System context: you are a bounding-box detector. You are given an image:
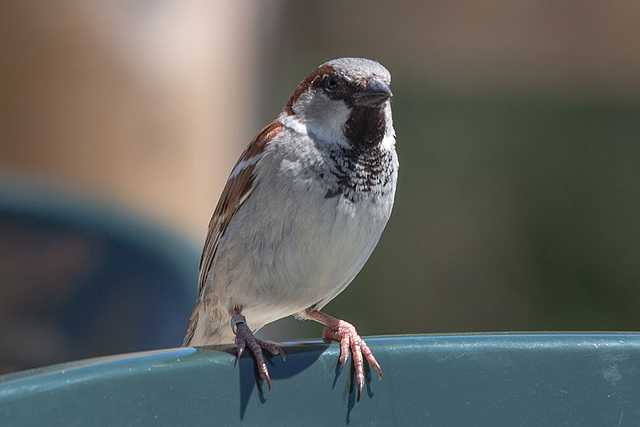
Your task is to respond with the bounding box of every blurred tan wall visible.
[2,1,639,341]
[4,1,639,239]
[1,1,280,239]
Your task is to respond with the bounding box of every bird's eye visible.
[325,76,339,91]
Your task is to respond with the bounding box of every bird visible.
[183,57,398,402]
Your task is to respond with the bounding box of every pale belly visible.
[207,175,394,332]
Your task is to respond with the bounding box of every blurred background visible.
[1,1,639,373]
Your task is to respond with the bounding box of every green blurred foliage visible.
[267,83,640,341]
[249,0,640,341]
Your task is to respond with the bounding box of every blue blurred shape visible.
[0,170,199,373]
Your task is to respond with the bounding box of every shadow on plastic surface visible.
[229,341,328,419]
[1,333,640,425]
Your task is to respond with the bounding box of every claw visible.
[236,339,246,359]
[234,321,285,392]
[321,319,382,403]
[258,360,272,392]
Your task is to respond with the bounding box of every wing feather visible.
[197,120,283,294]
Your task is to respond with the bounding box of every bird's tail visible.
[182,300,235,347]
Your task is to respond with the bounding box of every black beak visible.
[352,75,392,107]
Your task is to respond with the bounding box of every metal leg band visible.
[231,313,246,335]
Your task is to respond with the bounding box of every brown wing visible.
[196,120,283,295]
[182,120,283,346]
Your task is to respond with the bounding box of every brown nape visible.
[241,120,282,161]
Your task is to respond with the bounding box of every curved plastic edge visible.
[1,333,640,425]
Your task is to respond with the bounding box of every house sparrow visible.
[183,57,397,402]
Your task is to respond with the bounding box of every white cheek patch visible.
[286,92,352,148]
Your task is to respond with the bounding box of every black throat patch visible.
[344,106,387,149]
[324,106,393,202]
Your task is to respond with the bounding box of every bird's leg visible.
[231,309,285,392]
[302,309,382,403]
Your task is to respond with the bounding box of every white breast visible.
[207,125,398,332]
